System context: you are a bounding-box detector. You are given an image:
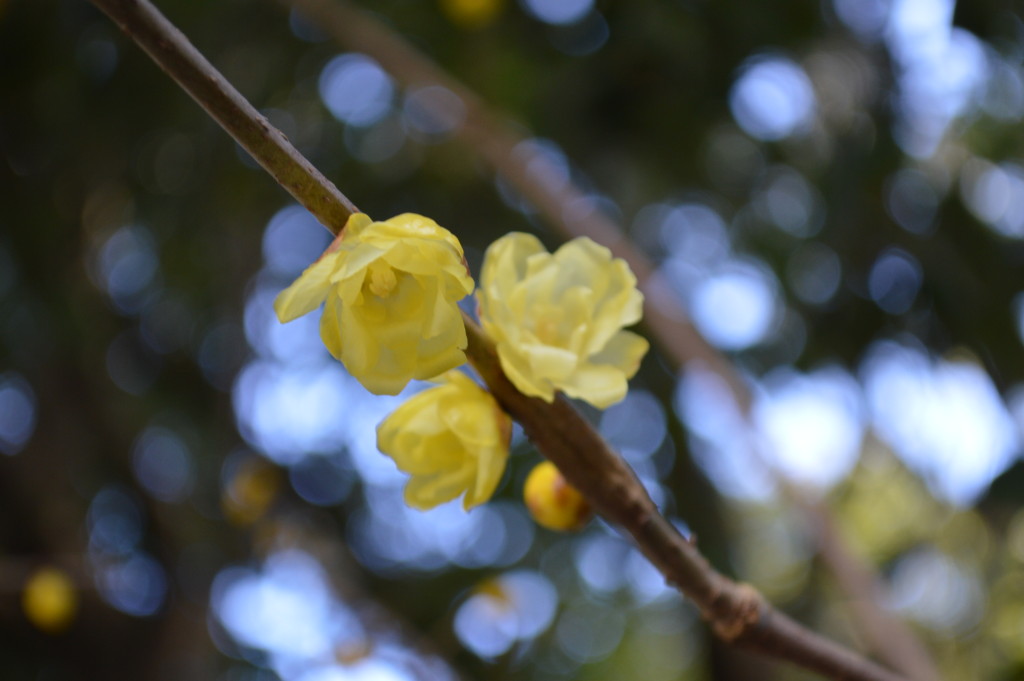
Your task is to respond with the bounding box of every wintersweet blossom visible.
[274,213,475,395]
[477,233,649,409]
[376,371,511,510]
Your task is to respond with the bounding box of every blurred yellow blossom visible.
[377,371,511,510]
[222,457,281,526]
[275,213,475,395]
[440,0,504,29]
[523,461,591,531]
[478,233,649,409]
[22,567,77,633]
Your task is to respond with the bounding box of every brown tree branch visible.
[86,1,908,679]
[461,319,902,681]
[274,3,940,679]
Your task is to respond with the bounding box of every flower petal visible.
[497,341,556,402]
[558,363,628,409]
[404,467,474,509]
[274,252,339,322]
[319,295,345,361]
[591,330,649,379]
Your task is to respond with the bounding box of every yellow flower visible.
[523,461,592,531]
[275,213,475,395]
[478,233,649,409]
[376,371,511,510]
[22,567,77,633]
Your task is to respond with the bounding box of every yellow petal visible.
[273,252,340,322]
[404,467,474,509]
[343,212,374,237]
[496,341,556,402]
[584,261,644,355]
[592,330,649,379]
[522,343,578,381]
[319,295,344,361]
[356,350,416,395]
[371,213,465,256]
[412,343,466,383]
[481,232,546,298]
[558,363,628,409]
[339,305,382,380]
[463,446,505,510]
[333,244,386,284]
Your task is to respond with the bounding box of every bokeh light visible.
[402,86,466,142]
[754,367,864,490]
[785,242,842,305]
[675,365,774,501]
[214,550,362,661]
[753,166,824,238]
[95,552,168,617]
[261,205,332,279]
[862,341,1018,505]
[833,0,891,40]
[319,54,394,127]
[0,372,36,455]
[547,12,610,56]
[960,159,1024,239]
[233,361,354,464]
[867,248,922,315]
[887,548,984,633]
[885,0,987,157]
[729,55,816,141]
[497,138,571,214]
[886,168,939,235]
[92,225,160,314]
[453,570,557,657]
[132,426,195,503]
[519,0,592,26]
[690,260,779,351]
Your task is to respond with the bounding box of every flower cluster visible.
[275,214,648,515]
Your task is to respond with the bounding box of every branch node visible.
[711,583,764,643]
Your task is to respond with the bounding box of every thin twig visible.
[90,0,359,233]
[276,2,940,679]
[88,1,908,679]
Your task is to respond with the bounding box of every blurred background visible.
[3,0,1024,679]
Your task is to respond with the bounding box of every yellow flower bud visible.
[523,461,592,531]
[440,0,504,29]
[275,213,475,395]
[478,233,649,409]
[222,457,281,526]
[22,567,77,633]
[377,371,511,510]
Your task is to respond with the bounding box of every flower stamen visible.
[367,261,398,298]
